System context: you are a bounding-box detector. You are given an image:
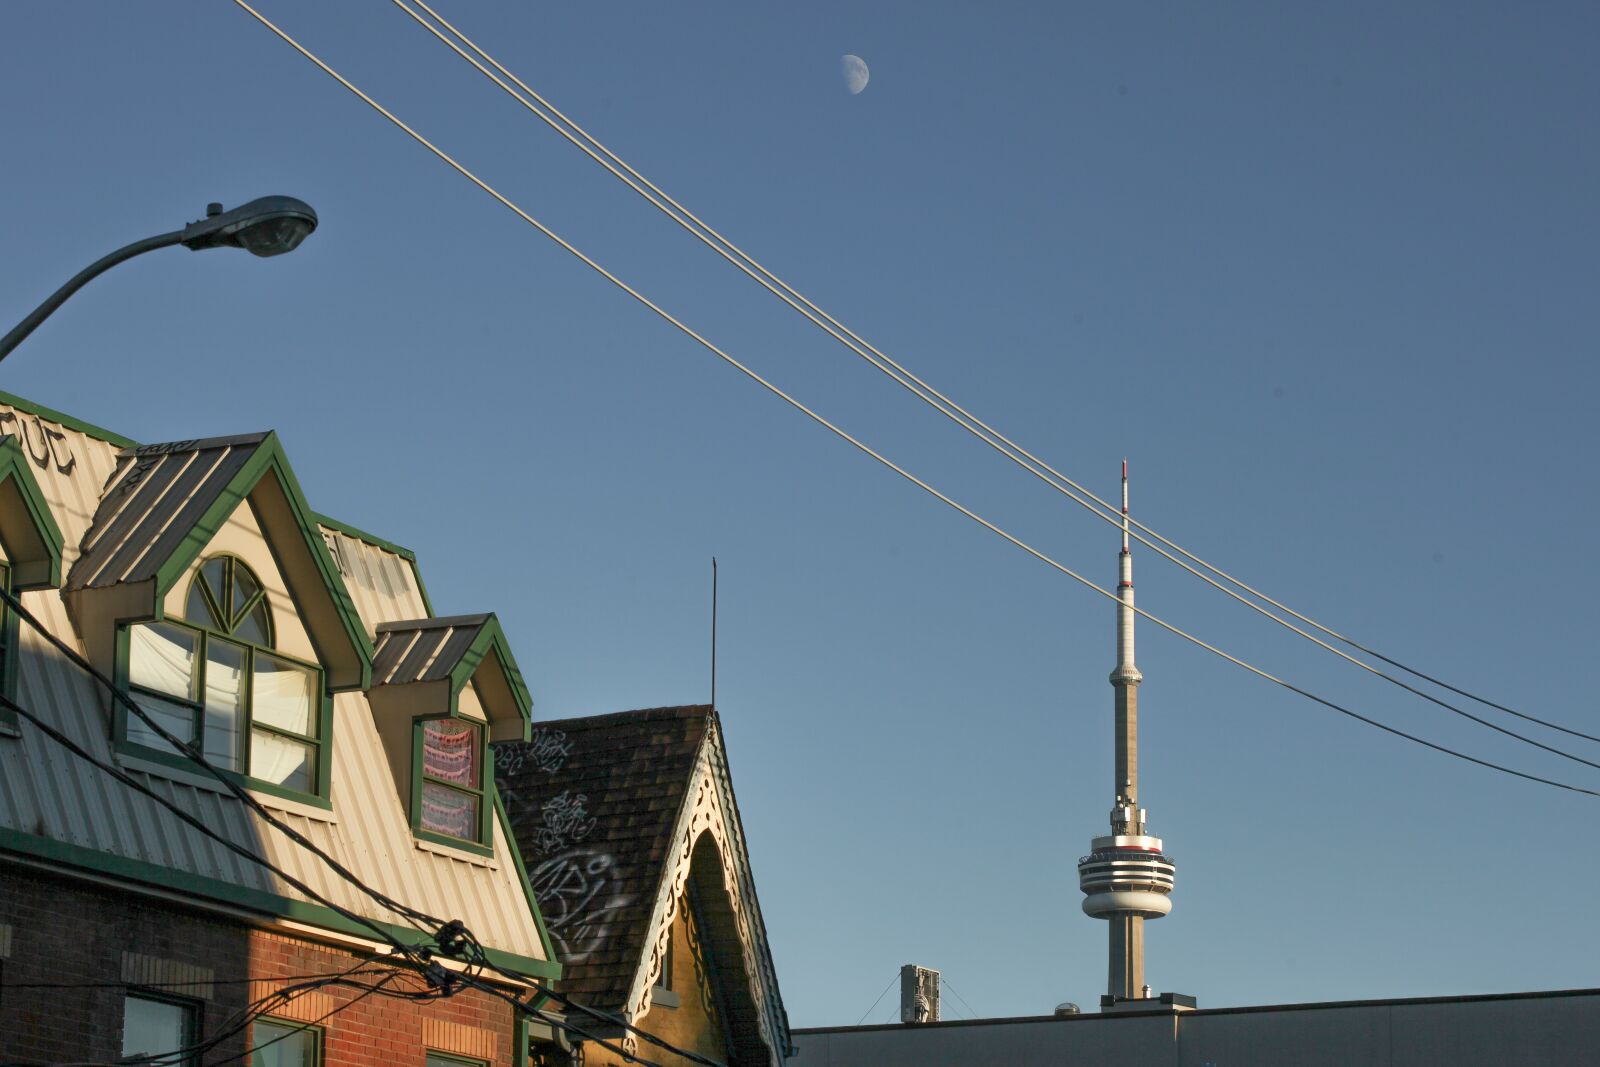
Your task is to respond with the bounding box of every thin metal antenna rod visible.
[711,557,719,710]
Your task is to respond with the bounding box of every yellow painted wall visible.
[586,889,730,1067]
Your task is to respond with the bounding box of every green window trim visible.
[410,712,494,856]
[425,1052,488,1067]
[0,561,16,734]
[122,989,201,1066]
[114,554,333,804]
[250,1016,323,1067]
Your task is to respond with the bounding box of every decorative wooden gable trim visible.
[624,718,790,1065]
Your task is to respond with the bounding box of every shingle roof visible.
[493,706,712,1011]
[371,614,494,686]
[67,433,270,592]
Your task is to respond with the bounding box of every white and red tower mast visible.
[1077,462,1176,1002]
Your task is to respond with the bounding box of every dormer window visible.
[415,715,488,845]
[121,554,327,801]
[367,614,531,858]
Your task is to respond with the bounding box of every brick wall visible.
[0,864,521,1066]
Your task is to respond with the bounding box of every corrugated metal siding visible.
[0,403,547,964]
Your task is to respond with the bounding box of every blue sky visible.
[4,1,1598,1026]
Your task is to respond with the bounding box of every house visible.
[494,706,792,1067]
[0,392,561,1065]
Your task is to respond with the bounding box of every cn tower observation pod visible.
[1078,832,1176,919]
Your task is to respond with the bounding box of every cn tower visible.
[1078,462,1176,1002]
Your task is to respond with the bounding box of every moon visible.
[841,54,870,95]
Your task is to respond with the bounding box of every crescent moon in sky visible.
[841,54,870,95]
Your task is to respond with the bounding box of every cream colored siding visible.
[0,400,549,966]
[162,502,317,663]
[320,525,429,635]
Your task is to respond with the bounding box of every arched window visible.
[123,555,326,799]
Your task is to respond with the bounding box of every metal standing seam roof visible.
[67,433,270,592]
[371,615,494,687]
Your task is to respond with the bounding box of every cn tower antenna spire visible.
[1121,458,1129,554]
[1079,459,1175,1005]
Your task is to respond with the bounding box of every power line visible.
[0,585,730,1063]
[228,0,1600,800]
[454,932,731,1067]
[0,590,438,963]
[0,966,405,992]
[16,959,426,1067]
[203,980,396,1067]
[0,674,720,1067]
[0,691,424,958]
[0,587,439,933]
[393,0,1600,751]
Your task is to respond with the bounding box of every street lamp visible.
[0,196,318,364]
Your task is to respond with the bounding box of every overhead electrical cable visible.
[0,646,717,1067]
[450,930,732,1067]
[0,689,427,960]
[0,588,439,955]
[0,966,410,992]
[0,627,723,1057]
[230,0,1600,800]
[26,961,423,1067]
[392,0,1597,748]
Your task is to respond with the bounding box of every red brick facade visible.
[0,865,521,1066]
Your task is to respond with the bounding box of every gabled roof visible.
[372,613,533,739]
[495,706,790,1064]
[0,435,65,589]
[65,432,372,689]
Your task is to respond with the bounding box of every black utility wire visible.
[1,588,724,1067]
[0,586,442,940]
[0,692,425,964]
[0,966,404,991]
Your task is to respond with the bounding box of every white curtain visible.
[250,729,311,792]
[127,624,197,751]
[128,623,195,699]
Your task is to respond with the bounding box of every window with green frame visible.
[250,1017,321,1067]
[425,1052,487,1067]
[122,991,198,1065]
[120,554,329,800]
[412,713,492,851]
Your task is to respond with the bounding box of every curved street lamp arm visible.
[0,228,185,365]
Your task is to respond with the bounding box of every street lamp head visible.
[180,196,318,257]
